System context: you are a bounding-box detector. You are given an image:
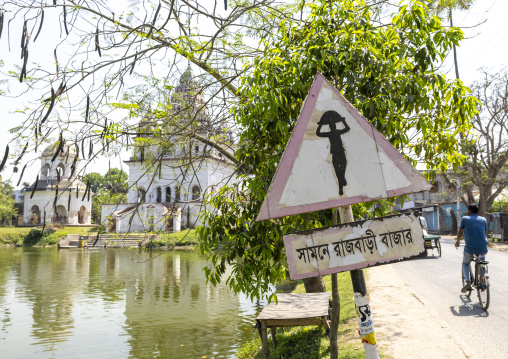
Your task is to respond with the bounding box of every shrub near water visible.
[23,228,57,246]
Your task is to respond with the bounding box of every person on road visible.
[455,203,488,293]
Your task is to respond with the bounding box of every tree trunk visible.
[449,209,458,235]
[302,276,326,293]
[478,193,488,217]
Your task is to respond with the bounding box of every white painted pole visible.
[339,206,379,359]
[457,177,461,224]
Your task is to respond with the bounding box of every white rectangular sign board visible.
[284,214,425,280]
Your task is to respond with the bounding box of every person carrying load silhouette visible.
[316,110,350,195]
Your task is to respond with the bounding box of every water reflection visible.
[0,247,272,358]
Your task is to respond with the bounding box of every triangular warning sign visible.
[256,73,431,221]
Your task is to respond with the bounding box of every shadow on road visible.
[449,295,489,317]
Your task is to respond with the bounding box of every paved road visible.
[391,236,508,359]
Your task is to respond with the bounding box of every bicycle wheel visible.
[462,264,472,297]
[436,240,441,257]
[477,265,490,310]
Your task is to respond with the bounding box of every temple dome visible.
[41,141,78,159]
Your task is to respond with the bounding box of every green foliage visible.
[144,229,199,249]
[237,273,363,359]
[83,168,129,223]
[199,0,478,301]
[22,228,56,246]
[0,177,17,226]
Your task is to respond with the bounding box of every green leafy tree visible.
[426,0,475,79]
[103,168,128,194]
[0,177,17,226]
[199,0,478,300]
[81,172,105,195]
[82,169,128,223]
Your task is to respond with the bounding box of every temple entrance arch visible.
[53,205,67,223]
[31,205,40,225]
[78,206,87,224]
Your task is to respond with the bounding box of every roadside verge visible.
[367,264,467,359]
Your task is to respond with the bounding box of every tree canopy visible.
[199,0,478,300]
[82,168,128,223]
[0,177,16,226]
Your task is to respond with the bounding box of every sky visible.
[1,0,508,189]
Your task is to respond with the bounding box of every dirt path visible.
[367,264,467,359]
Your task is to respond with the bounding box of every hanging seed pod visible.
[19,48,28,82]
[85,95,90,122]
[53,184,59,209]
[89,141,93,159]
[35,128,38,152]
[130,54,137,75]
[0,144,9,172]
[146,2,161,38]
[41,87,55,126]
[87,185,91,202]
[56,168,61,183]
[54,48,59,76]
[15,141,29,165]
[224,0,227,11]
[82,180,90,201]
[34,9,44,42]
[30,175,39,199]
[63,5,69,35]
[95,27,102,57]
[51,133,64,162]
[17,164,27,186]
[67,191,71,211]
[42,211,46,232]
[0,10,4,40]
[20,21,26,58]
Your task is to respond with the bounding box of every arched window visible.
[156,187,162,203]
[56,163,65,178]
[78,206,87,224]
[31,205,40,225]
[54,205,67,223]
[165,187,171,202]
[41,164,50,178]
[175,187,181,202]
[192,186,201,201]
[138,188,146,203]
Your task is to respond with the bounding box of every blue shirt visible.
[459,214,488,254]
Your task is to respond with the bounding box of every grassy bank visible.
[143,229,199,249]
[237,272,378,359]
[0,226,98,247]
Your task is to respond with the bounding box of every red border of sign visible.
[256,73,431,221]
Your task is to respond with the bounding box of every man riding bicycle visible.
[455,203,488,293]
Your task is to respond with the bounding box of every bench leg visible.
[260,320,270,359]
[270,326,277,349]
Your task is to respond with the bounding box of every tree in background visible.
[442,70,508,216]
[0,177,17,226]
[82,169,128,223]
[426,0,475,79]
[199,0,478,300]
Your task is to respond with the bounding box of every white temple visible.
[22,143,92,225]
[101,66,237,233]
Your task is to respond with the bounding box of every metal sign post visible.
[256,73,430,359]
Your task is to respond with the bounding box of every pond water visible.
[0,247,274,358]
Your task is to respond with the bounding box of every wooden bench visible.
[255,292,331,359]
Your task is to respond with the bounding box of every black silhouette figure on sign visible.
[316,111,350,195]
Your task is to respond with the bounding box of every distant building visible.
[101,66,238,233]
[22,143,92,226]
